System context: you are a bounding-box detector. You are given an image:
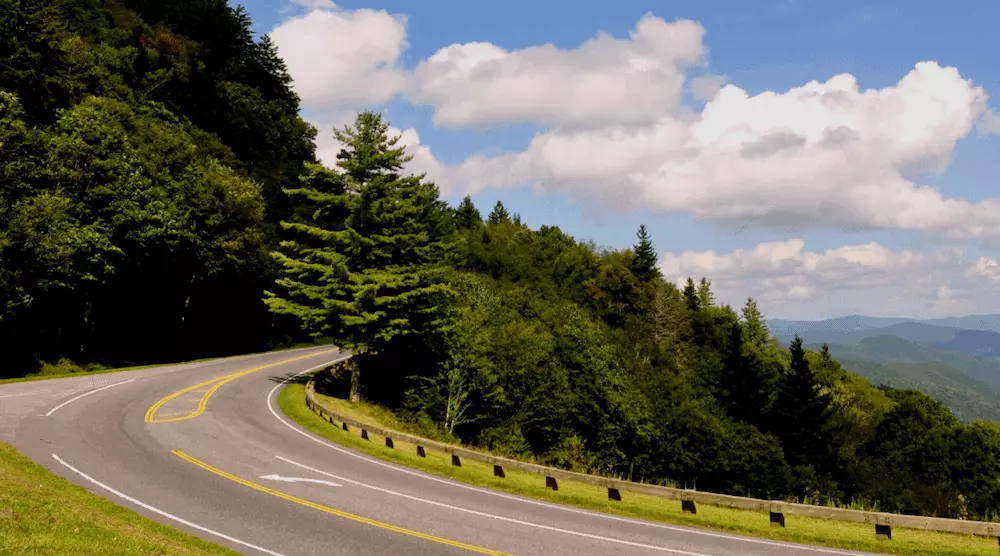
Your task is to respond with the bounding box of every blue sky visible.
[236,0,1000,319]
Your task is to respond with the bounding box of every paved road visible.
[1,347,880,556]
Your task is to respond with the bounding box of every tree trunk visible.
[349,363,361,403]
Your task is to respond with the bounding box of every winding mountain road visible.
[1,347,877,556]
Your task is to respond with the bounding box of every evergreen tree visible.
[487,200,511,225]
[454,195,482,230]
[268,111,454,400]
[772,336,832,469]
[630,224,661,281]
[682,277,700,312]
[697,277,715,307]
[741,297,769,348]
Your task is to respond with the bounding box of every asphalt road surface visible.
[1,347,880,556]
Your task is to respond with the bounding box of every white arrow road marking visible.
[259,474,342,488]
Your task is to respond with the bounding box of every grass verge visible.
[0,442,237,555]
[279,382,996,556]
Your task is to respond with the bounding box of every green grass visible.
[0,443,237,555]
[280,382,997,556]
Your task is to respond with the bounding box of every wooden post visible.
[608,488,622,501]
[493,465,505,478]
[342,422,349,431]
[876,524,892,540]
[416,445,426,458]
[385,437,394,449]
[545,476,558,491]
[770,512,785,528]
[451,454,462,467]
[361,429,369,440]
[681,500,697,514]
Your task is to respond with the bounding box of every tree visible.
[740,297,769,348]
[454,195,482,230]
[772,336,832,471]
[267,111,454,401]
[630,224,660,281]
[487,200,511,225]
[697,277,715,307]
[682,277,700,312]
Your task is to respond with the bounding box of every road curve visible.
[0,347,880,556]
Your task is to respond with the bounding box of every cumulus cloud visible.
[270,5,408,110]
[270,7,1000,244]
[690,74,727,101]
[407,15,705,128]
[658,239,996,319]
[431,61,1000,239]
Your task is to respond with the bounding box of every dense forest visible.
[4,0,1000,522]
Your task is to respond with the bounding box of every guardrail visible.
[304,380,1000,546]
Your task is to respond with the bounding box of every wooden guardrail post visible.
[681,499,697,514]
[493,465,505,478]
[546,476,558,491]
[608,488,622,501]
[770,511,785,528]
[416,445,426,457]
[452,454,462,467]
[342,422,349,431]
[876,524,891,540]
[361,429,369,440]
[385,437,394,448]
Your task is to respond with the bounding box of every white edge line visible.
[276,454,707,556]
[267,361,868,556]
[51,453,283,556]
[45,380,136,417]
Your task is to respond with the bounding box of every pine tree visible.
[740,297,769,348]
[697,277,715,307]
[267,111,454,401]
[771,335,832,468]
[630,224,661,281]
[682,277,700,312]
[454,195,482,230]
[487,200,511,225]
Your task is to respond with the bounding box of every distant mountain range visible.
[767,315,1000,422]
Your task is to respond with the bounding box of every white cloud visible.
[432,61,1000,239]
[967,256,1000,282]
[690,74,727,101]
[270,6,408,110]
[658,239,996,319]
[269,8,1000,244]
[979,110,1000,135]
[408,15,705,128]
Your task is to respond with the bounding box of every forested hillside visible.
[5,0,1000,523]
[0,0,315,373]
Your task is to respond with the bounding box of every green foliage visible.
[630,224,660,281]
[487,200,511,225]
[267,112,455,402]
[0,0,313,373]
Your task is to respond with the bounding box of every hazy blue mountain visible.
[811,337,1000,422]
[922,315,1000,333]
[770,319,1000,361]
[768,315,910,337]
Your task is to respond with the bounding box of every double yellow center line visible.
[145,349,338,423]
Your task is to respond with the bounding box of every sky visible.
[235,0,1000,320]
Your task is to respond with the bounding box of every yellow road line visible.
[145,350,338,423]
[172,450,511,555]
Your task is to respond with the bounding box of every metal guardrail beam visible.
[304,381,1000,543]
